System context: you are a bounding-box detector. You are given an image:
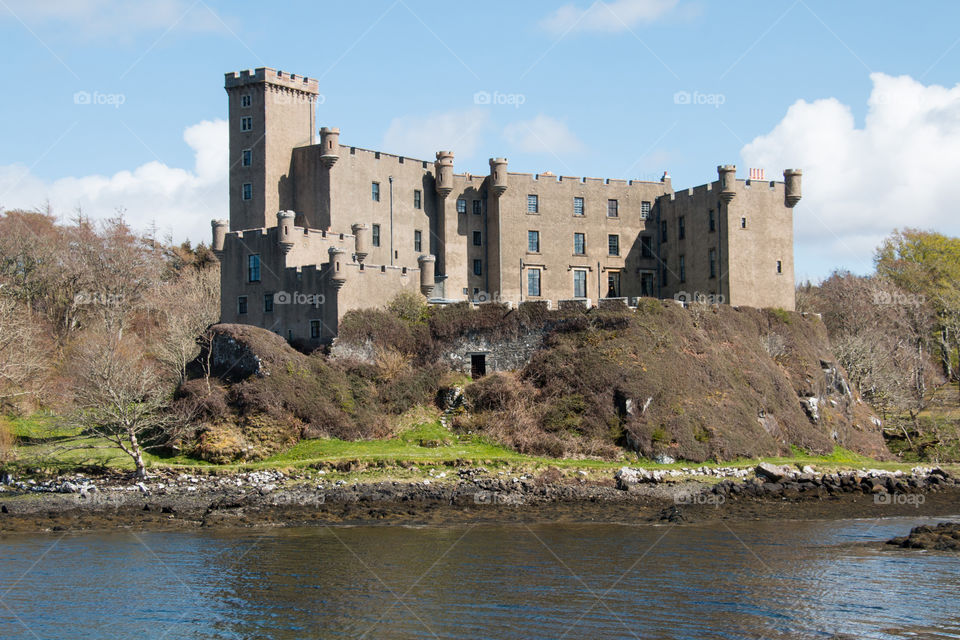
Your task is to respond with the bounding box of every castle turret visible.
[718,165,737,203]
[489,157,508,196]
[418,254,436,297]
[435,151,454,198]
[329,246,347,290]
[351,223,369,264]
[320,127,340,168]
[784,169,802,207]
[277,210,295,254]
[211,219,228,256]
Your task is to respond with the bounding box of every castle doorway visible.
[471,354,487,379]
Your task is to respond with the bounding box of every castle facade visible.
[213,67,802,346]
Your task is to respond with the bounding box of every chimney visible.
[749,168,765,181]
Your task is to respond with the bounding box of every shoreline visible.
[0,466,958,534]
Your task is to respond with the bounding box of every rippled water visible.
[1,516,959,639]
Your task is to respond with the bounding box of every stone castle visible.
[213,67,802,346]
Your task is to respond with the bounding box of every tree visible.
[0,287,48,407]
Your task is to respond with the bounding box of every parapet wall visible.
[225,67,319,94]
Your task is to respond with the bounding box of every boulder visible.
[755,462,792,483]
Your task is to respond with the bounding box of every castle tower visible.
[224,68,319,231]
[784,169,802,207]
[434,151,466,299]
[718,165,737,203]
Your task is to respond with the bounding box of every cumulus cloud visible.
[382,108,490,161]
[541,0,681,34]
[502,115,584,155]
[741,72,960,281]
[0,119,227,244]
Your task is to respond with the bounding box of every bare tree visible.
[0,288,47,406]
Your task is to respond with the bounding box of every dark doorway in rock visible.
[471,354,487,379]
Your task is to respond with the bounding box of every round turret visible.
[320,127,340,168]
[718,165,737,203]
[329,246,347,289]
[351,223,369,264]
[418,254,436,297]
[784,169,802,207]
[435,151,454,198]
[277,211,296,254]
[211,219,228,256]
[489,157,508,196]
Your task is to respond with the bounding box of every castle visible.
[213,67,802,347]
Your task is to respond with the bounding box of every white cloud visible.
[382,108,490,161]
[541,0,681,34]
[0,0,227,37]
[741,72,960,281]
[502,114,584,155]
[0,119,227,245]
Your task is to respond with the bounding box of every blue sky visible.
[3,0,960,281]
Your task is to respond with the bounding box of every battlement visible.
[225,67,319,94]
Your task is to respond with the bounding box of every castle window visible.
[527,268,541,297]
[527,194,539,213]
[679,255,686,283]
[457,198,467,214]
[310,320,321,339]
[777,260,783,274]
[607,199,618,217]
[608,234,619,256]
[607,272,621,297]
[414,230,422,252]
[264,293,274,313]
[741,217,747,229]
[709,209,716,232]
[242,183,252,200]
[414,189,422,209]
[237,296,248,315]
[473,199,482,215]
[573,269,587,298]
[678,216,685,240]
[248,255,260,282]
[240,116,252,131]
[528,230,540,253]
[574,232,585,255]
[574,197,584,216]
[473,259,482,276]
[641,201,651,219]
[660,220,668,242]
[661,268,668,286]
[240,94,251,108]
[372,182,380,202]
[641,235,653,258]
[242,149,252,167]
[473,231,482,246]
[372,224,381,247]
[709,249,717,279]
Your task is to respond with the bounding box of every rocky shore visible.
[0,463,957,533]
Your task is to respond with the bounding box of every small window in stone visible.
[660,220,668,242]
[709,209,716,232]
[661,268,668,286]
[573,197,584,216]
[678,216,685,240]
[248,254,260,282]
[372,224,381,247]
[414,230,422,252]
[457,198,467,214]
[741,217,747,229]
[240,116,252,131]
[607,199,618,217]
[709,249,717,279]
[679,255,686,283]
[473,259,482,276]
[240,94,251,108]
[528,230,540,253]
[350,147,356,155]
[527,268,541,297]
[310,320,321,339]
[641,201,651,219]
[473,231,482,246]
[777,260,783,274]
[242,149,252,167]
[574,232,585,255]
[608,234,619,256]
[238,296,248,315]
[264,293,274,313]
[641,235,653,258]
[573,269,587,298]
[473,199,482,215]
[242,183,252,200]
[414,189,422,209]
[527,194,539,213]
[371,182,380,202]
